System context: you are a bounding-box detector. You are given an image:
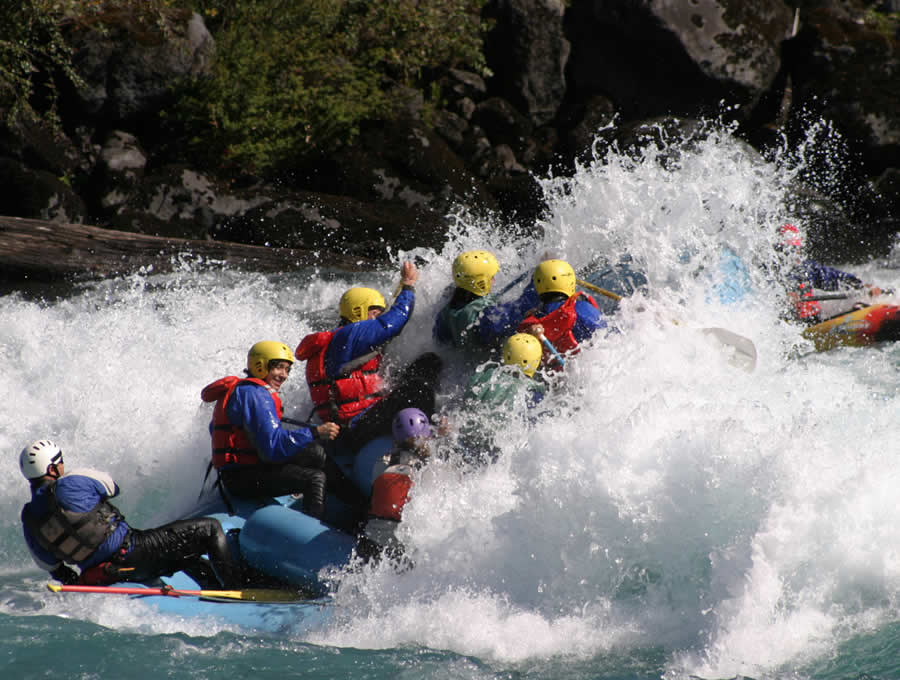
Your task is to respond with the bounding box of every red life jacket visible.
[790,282,822,322]
[201,376,283,469]
[295,330,384,424]
[369,466,414,521]
[518,292,599,357]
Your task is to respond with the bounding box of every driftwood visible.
[0,216,383,283]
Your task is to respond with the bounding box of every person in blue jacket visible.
[433,250,539,356]
[296,260,442,453]
[777,224,886,323]
[201,341,364,519]
[20,439,239,587]
[517,259,606,366]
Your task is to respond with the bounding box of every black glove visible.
[50,564,80,585]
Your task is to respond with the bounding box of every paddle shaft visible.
[803,292,852,302]
[47,583,306,602]
[802,289,892,303]
[537,332,565,367]
[576,278,621,301]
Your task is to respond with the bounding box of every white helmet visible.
[19,439,63,480]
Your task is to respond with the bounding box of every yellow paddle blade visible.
[198,588,311,603]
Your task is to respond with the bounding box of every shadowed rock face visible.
[65,8,215,122]
[1,1,898,281]
[649,0,793,93]
[562,0,793,121]
[483,0,570,126]
[790,7,900,154]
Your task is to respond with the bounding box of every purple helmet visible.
[392,408,433,443]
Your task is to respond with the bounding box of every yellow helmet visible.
[452,250,499,296]
[339,287,386,324]
[503,333,542,377]
[247,341,294,379]
[533,259,576,297]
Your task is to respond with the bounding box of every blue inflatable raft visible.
[99,437,392,632]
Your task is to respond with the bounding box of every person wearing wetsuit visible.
[20,439,239,587]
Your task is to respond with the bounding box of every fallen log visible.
[0,216,383,283]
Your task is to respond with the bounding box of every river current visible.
[2,121,899,680]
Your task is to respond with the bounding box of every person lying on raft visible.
[457,332,549,465]
[201,341,364,520]
[296,260,442,454]
[20,439,240,588]
[363,407,435,562]
[517,259,606,367]
[433,250,539,356]
[776,224,888,324]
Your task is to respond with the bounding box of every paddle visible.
[576,278,621,301]
[701,327,758,372]
[47,583,312,603]
[576,278,758,371]
[803,292,852,302]
[534,331,565,368]
[803,291,893,302]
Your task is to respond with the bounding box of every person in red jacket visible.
[201,341,339,518]
[517,259,605,366]
[776,224,886,324]
[296,260,442,453]
[363,408,434,561]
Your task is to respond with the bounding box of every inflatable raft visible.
[56,437,393,632]
[802,303,900,352]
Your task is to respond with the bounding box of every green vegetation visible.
[1,0,186,131]
[1,0,490,176]
[178,0,489,174]
[862,7,900,39]
[0,0,83,132]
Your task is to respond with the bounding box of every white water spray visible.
[2,121,898,678]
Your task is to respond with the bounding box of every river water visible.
[2,121,899,680]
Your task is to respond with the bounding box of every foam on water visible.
[2,120,899,678]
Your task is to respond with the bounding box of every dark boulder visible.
[0,157,87,223]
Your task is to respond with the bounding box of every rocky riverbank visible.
[2,0,899,284]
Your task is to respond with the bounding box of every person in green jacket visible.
[465,333,547,406]
[457,332,548,464]
[433,250,539,355]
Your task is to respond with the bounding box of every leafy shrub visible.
[0,0,81,131]
[2,0,490,176]
[0,0,185,131]
[174,0,490,175]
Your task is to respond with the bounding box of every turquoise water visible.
[3,121,900,679]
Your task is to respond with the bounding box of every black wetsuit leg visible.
[320,450,371,523]
[113,517,239,587]
[220,453,328,519]
[340,352,442,452]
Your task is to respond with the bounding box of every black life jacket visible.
[24,482,125,564]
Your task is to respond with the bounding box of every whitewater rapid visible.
[2,122,898,679]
